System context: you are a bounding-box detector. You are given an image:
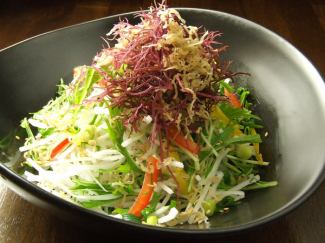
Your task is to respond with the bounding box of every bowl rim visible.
[1,7,325,235]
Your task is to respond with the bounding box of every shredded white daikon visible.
[158,207,179,224]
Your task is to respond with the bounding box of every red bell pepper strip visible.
[224,88,242,108]
[50,138,71,159]
[128,156,159,217]
[166,126,200,154]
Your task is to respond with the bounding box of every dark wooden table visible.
[0,1,324,242]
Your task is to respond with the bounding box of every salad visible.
[15,3,277,226]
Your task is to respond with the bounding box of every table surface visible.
[0,0,324,242]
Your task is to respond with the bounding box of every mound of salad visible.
[16,3,277,226]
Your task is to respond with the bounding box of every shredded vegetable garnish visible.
[15,2,277,227]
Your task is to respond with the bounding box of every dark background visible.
[0,0,324,242]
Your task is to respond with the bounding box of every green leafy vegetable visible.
[79,198,120,208]
[73,67,102,105]
[219,80,234,93]
[243,181,278,190]
[20,118,34,140]
[71,177,114,192]
[105,107,141,172]
[141,192,160,220]
[225,134,261,145]
[215,196,239,213]
[39,127,55,137]
[112,208,129,215]
[236,87,252,109]
[122,214,142,223]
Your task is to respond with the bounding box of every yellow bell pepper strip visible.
[211,105,243,136]
[50,138,71,159]
[169,150,180,161]
[252,128,263,162]
[166,126,200,155]
[173,168,190,195]
[128,155,159,217]
[169,150,190,195]
[233,124,244,136]
[210,105,230,124]
[224,88,242,108]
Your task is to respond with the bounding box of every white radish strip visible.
[163,179,177,188]
[19,134,57,152]
[76,161,123,170]
[97,122,108,130]
[24,171,41,182]
[158,182,174,195]
[91,149,122,156]
[229,175,260,191]
[33,167,115,203]
[224,78,232,83]
[77,171,95,182]
[200,149,229,186]
[193,178,212,213]
[90,150,124,161]
[217,191,245,201]
[154,206,169,216]
[51,155,124,164]
[169,161,184,169]
[92,175,108,192]
[199,149,229,186]
[84,146,97,155]
[28,118,48,129]
[104,155,125,162]
[158,207,179,224]
[49,180,92,201]
[200,134,219,158]
[142,115,152,124]
[93,154,125,161]
[121,134,143,147]
[50,157,94,164]
[51,161,122,178]
[189,175,216,223]
[26,158,46,173]
[25,166,92,201]
[109,214,123,219]
[34,161,122,182]
[206,172,224,200]
[227,155,269,166]
[72,194,120,201]
[156,194,171,209]
[33,114,44,120]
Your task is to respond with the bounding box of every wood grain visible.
[0,1,324,242]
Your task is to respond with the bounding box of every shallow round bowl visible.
[0,8,325,236]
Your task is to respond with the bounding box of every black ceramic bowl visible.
[1,8,325,236]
